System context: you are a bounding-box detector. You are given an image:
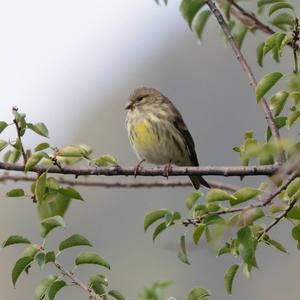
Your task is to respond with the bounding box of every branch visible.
[292,17,299,74]
[0,173,240,191]
[205,0,283,161]
[0,161,280,177]
[54,261,102,300]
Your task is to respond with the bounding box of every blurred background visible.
[0,0,300,299]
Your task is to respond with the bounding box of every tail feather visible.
[189,175,211,190]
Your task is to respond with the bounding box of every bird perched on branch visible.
[125,87,210,190]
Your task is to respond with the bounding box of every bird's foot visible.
[163,162,172,179]
[134,159,145,178]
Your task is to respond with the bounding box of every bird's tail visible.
[189,175,211,190]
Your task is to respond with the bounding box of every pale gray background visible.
[0,0,299,299]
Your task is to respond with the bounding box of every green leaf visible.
[188,287,210,300]
[40,216,66,238]
[263,33,280,55]
[109,290,126,300]
[34,275,57,300]
[35,172,47,204]
[59,234,92,251]
[269,2,294,16]
[237,227,257,267]
[89,274,108,287]
[266,116,286,141]
[286,110,300,128]
[35,252,45,268]
[272,13,293,31]
[12,256,34,287]
[206,189,234,202]
[257,42,265,67]
[217,243,231,256]
[0,139,8,151]
[186,191,201,210]
[45,251,56,264]
[144,209,167,231]
[180,0,206,28]
[224,264,239,295]
[21,244,40,258]
[231,188,261,206]
[2,235,31,247]
[35,143,50,152]
[286,178,300,198]
[233,25,248,49]
[290,91,300,105]
[291,224,300,249]
[47,280,66,300]
[194,10,211,40]
[193,224,206,245]
[0,121,8,133]
[270,91,289,116]
[6,188,25,197]
[258,0,285,7]
[57,145,84,157]
[92,154,118,166]
[165,211,181,227]
[256,72,283,102]
[58,187,83,200]
[152,222,167,241]
[178,235,190,265]
[25,152,48,172]
[27,122,49,137]
[265,238,288,253]
[75,252,110,269]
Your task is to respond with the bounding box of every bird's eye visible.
[137,96,144,102]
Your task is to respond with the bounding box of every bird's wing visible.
[173,115,199,166]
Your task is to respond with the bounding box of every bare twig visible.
[54,261,102,300]
[205,0,283,161]
[0,173,240,191]
[257,197,298,240]
[292,17,299,74]
[0,161,280,177]
[12,107,27,164]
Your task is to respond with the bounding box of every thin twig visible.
[54,261,102,300]
[12,107,27,164]
[292,17,299,74]
[257,197,298,240]
[205,0,283,162]
[0,161,280,177]
[0,173,240,191]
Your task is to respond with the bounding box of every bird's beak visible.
[125,101,133,110]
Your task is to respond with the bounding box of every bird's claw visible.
[134,159,145,178]
[163,162,172,179]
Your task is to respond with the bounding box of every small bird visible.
[125,87,210,189]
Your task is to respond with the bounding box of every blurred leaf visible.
[206,189,234,202]
[89,274,108,287]
[59,234,92,251]
[257,42,265,67]
[27,122,49,137]
[144,210,167,232]
[35,252,45,268]
[217,243,231,256]
[272,13,293,30]
[193,224,206,245]
[188,287,210,300]
[180,0,206,28]
[0,121,8,133]
[25,152,48,172]
[35,143,50,152]
[224,264,239,295]
[258,0,284,7]
[231,188,261,206]
[265,238,288,253]
[269,2,294,16]
[6,188,25,197]
[194,10,211,40]
[45,251,56,264]
[75,252,110,269]
[237,226,257,267]
[35,172,47,204]
[290,91,300,105]
[47,280,66,300]
[234,25,248,49]
[178,235,190,264]
[286,110,300,128]
[57,145,84,157]
[203,215,225,225]
[0,139,8,151]
[92,154,118,166]
[286,178,300,198]
[186,191,201,210]
[21,244,39,258]
[40,216,66,238]
[109,290,125,300]
[2,235,30,247]
[12,256,34,287]
[266,116,286,141]
[269,91,289,116]
[58,187,83,200]
[34,275,57,300]
[256,72,283,102]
